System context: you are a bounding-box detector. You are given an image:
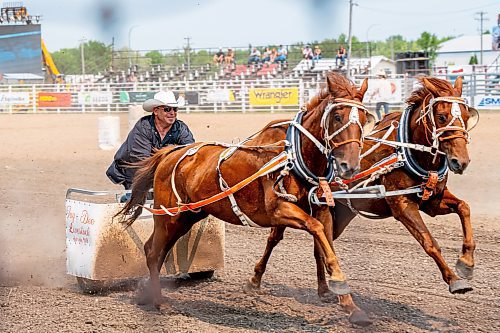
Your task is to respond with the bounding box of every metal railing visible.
[0,73,498,114]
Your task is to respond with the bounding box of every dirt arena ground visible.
[0,111,499,332]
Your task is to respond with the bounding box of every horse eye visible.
[334,114,342,122]
[438,114,447,123]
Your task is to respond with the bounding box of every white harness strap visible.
[417,96,471,162]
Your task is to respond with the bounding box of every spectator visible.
[225,48,235,66]
[302,44,313,60]
[262,47,272,64]
[213,47,225,65]
[370,70,393,120]
[313,45,322,61]
[336,44,347,67]
[248,47,261,64]
[270,47,278,63]
[275,44,287,63]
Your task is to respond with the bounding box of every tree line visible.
[52,32,453,75]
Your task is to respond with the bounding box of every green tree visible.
[51,40,111,75]
[145,50,165,65]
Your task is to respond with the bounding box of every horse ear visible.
[422,77,441,97]
[326,74,335,93]
[454,76,463,96]
[355,78,369,100]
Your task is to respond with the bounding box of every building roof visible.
[438,35,495,53]
[3,73,44,80]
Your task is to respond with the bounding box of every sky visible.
[23,0,500,52]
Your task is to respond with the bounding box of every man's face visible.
[153,105,177,127]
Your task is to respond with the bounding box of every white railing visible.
[1,73,499,114]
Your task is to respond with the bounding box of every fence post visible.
[242,81,246,113]
[32,84,37,114]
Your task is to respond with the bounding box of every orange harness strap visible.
[421,171,438,201]
[142,153,289,216]
[330,155,399,187]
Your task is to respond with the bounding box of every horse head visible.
[415,76,479,174]
[310,72,375,179]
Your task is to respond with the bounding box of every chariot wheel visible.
[76,277,106,294]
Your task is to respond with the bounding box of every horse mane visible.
[306,72,357,111]
[406,76,455,107]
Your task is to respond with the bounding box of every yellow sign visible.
[249,88,299,106]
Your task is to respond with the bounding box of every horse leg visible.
[424,188,475,279]
[156,211,208,272]
[273,203,371,326]
[388,196,472,294]
[313,202,357,302]
[142,215,197,309]
[314,207,371,326]
[244,226,286,293]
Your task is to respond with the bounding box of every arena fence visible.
[0,73,498,114]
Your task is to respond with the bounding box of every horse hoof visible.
[349,309,372,327]
[243,278,261,294]
[455,260,474,280]
[318,289,337,303]
[449,279,473,294]
[328,280,351,295]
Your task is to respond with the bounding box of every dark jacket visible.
[106,115,194,189]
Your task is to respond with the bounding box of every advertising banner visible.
[78,91,113,105]
[206,89,235,103]
[475,95,500,109]
[38,92,72,107]
[364,79,402,104]
[249,88,299,106]
[120,91,200,105]
[0,92,30,105]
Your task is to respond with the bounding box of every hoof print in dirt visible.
[318,289,338,303]
[349,309,372,327]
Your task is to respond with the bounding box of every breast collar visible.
[397,105,448,181]
[285,111,336,187]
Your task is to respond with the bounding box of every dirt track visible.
[1,112,499,332]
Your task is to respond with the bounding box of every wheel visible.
[188,270,215,280]
[76,277,106,294]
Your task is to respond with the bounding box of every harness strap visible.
[142,151,290,216]
[421,171,438,201]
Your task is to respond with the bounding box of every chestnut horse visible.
[119,72,376,326]
[247,76,479,305]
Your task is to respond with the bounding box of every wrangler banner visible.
[38,92,72,107]
[249,88,299,106]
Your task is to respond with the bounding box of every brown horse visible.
[247,76,479,304]
[119,72,376,326]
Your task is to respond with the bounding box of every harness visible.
[141,98,370,225]
[322,95,475,213]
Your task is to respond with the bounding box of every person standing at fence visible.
[106,90,195,202]
[370,70,393,120]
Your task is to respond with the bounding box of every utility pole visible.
[346,0,357,79]
[475,11,489,65]
[184,36,191,80]
[79,37,86,76]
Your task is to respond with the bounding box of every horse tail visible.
[118,146,178,226]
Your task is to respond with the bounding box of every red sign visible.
[38,92,72,107]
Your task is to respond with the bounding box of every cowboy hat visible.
[376,70,387,78]
[142,90,185,112]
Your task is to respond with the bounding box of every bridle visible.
[320,97,370,153]
[417,95,473,162]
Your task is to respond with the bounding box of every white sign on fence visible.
[0,92,30,105]
[78,91,113,105]
[475,95,500,109]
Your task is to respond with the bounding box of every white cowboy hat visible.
[142,90,185,112]
[376,70,387,78]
